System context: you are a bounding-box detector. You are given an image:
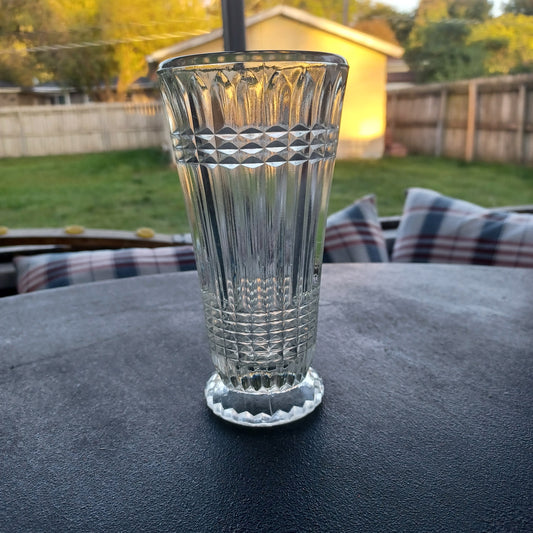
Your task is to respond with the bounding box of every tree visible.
[410,0,492,42]
[448,0,492,21]
[408,0,449,50]
[0,0,53,85]
[415,0,449,23]
[405,0,496,82]
[504,0,533,15]
[405,19,487,82]
[246,0,350,24]
[413,0,492,23]
[386,12,416,46]
[91,0,216,100]
[468,13,533,74]
[245,1,414,46]
[32,0,117,99]
[246,0,412,37]
[0,0,216,100]
[352,18,399,44]
[351,1,415,46]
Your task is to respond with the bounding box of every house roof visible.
[146,5,403,65]
[0,76,156,98]
[31,82,73,94]
[0,81,20,93]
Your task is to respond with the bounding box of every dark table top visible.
[1,264,532,532]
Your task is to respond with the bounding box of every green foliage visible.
[414,0,450,25]
[352,1,415,46]
[386,12,416,46]
[469,13,533,74]
[353,19,399,44]
[0,0,218,99]
[504,0,533,15]
[405,20,487,82]
[30,1,117,98]
[2,0,532,93]
[97,0,216,99]
[413,0,492,25]
[0,0,54,85]
[246,0,412,43]
[404,0,533,82]
[448,0,492,21]
[246,0,349,23]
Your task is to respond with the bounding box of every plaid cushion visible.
[13,195,390,294]
[323,194,389,263]
[14,246,196,293]
[391,188,533,267]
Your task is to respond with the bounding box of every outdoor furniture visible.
[1,264,531,532]
[2,193,533,297]
[0,228,192,296]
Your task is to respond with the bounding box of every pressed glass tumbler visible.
[158,51,348,426]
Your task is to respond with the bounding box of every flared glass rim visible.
[157,50,348,72]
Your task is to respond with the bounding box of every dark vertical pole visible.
[221,0,246,52]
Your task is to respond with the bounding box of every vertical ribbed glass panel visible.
[159,51,348,425]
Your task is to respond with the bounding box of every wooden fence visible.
[387,73,533,165]
[0,101,167,158]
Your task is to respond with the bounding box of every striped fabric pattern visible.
[323,194,389,263]
[15,246,196,293]
[392,188,533,267]
[14,195,391,294]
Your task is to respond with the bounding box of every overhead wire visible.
[0,16,218,37]
[0,29,210,54]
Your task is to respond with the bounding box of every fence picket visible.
[387,73,533,165]
[0,102,166,158]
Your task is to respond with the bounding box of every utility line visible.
[0,30,208,54]
[0,17,217,37]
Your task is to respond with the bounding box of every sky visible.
[377,0,506,15]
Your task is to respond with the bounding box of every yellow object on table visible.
[136,227,155,239]
[64,225,85,235]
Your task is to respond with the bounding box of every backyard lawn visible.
[1,148,532,234]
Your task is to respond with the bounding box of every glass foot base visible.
[205,368,324,427]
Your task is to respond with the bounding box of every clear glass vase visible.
[158,51,348,426]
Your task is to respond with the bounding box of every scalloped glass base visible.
[205,368,324,427]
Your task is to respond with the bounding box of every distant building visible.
[147,5,403,159]
[0,78,156,107]
[25,82,89,106]
[386,58,415,90]
[0,81,22,107]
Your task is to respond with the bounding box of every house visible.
[25,82,89,106]
[0,81,90,106]
[386,57,415,90]
[0,81,21,107]
[147,5,403,159]
[0,78,157,108]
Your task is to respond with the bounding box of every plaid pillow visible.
[14,246,196,293]
[392,188,533,267]
[323,194,389,263]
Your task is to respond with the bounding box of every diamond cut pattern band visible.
[171,123,339,167]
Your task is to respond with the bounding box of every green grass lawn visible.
[1,148,532,234]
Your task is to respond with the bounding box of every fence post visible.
[16,108,28,157]
[465,81,477,162]
[435,88,447,157]
[387,93,397,144]
[99,105,111,151]
[516,84,526,164]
